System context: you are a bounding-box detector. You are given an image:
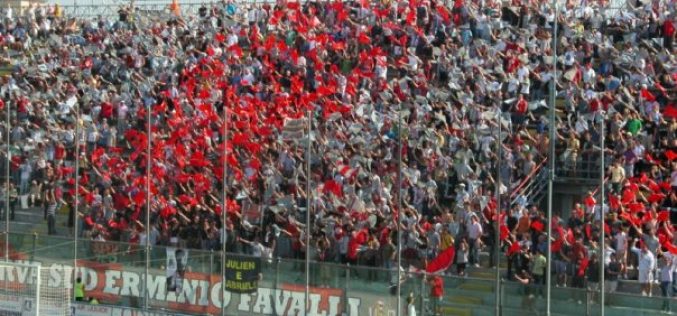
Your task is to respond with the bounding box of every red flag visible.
[661,233,677,255]
[659,233,668,247]
[331,41,346,51]
[323,180,343,197]
[335,7,347,21]
[620,212,640,226]
[531,220,544,233]
[647,180,661,193]
[621,189,636,204]
[640,88,656,102]
[658,210,670,222]
[608,194,620,209]
[358,32,370,45]
[228,44,243,58]
[436,6,451,23]
[566,229,575,245]
[506,242,520,256]
[374,8,390,18]
[577,258,589,277]
[645,153,658,164]
[666,150,677,161]
[664,104,677,119]
[60,166,75,175]
[405,10,416,25]
[84,215,95,227]
[500,224,510,241]
[666,243,677,255]
[660,181,671,191]
[552,239,563,253]
[426,246,456,273]
[648,193,666,204]
[584,195,596,208]
[628,203,644,213]
[160,206,177,219]
[132,192,145,205]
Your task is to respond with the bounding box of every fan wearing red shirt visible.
[514,94,528,114]
[428,275,444,314]
[512,94,530,126]
[572,237,588,262]
[663,17,675,51]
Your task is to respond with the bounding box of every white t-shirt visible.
[468,221,483,240]
[614,232,627,252]
[633,248,655,272]
[408,304,417,316]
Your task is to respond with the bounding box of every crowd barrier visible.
[0,232,671,316]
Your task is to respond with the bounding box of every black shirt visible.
[606,261,621,281]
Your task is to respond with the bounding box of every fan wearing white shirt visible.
[467,214,483,267]
[631,239,656,296]
[239,236,271,260]
[614,228,628,277]
[659,254,675,312]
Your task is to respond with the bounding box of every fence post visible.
[345,264,351,315]
[499,280,503,315]
[419,271,426,315]
[31,233,37,263]
[274,258,280,316]
[210,249,214,276]
[586,289,591,316]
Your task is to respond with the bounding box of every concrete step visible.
[437,304,476,316]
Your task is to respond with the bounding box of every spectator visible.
[605,254,622,295]
[531,248,546,297]
[0,0,673,301]
[428,275,444,316]
[632,239,657,296]
[467,214,483,267]
[74,277,85,302]
[456,239,468,277]
[659,255,673,312]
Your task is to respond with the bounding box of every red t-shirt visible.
[572,243,587,262]
[664,20,675,37]
[515,98,528,114]
[100,102,113,119]
[287,224,301,251]
[54,144,66,161]
[431,276,444,298]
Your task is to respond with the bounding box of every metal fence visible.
[1,231,672,316]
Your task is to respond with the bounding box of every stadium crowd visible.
[0,0,676,302]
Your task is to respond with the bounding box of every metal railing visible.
[555,154,610,182]
[1,231,672,316]
[510,158,549,206]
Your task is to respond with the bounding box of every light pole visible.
[396,100,404,316]
[305,110,312,313]
[73,103,80,301]
[144,94,151,310]
[495,113,502,316]
[4,85,9,261]
[545,1,559,315]
[221,102,229,316]
[598,112,606,315]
